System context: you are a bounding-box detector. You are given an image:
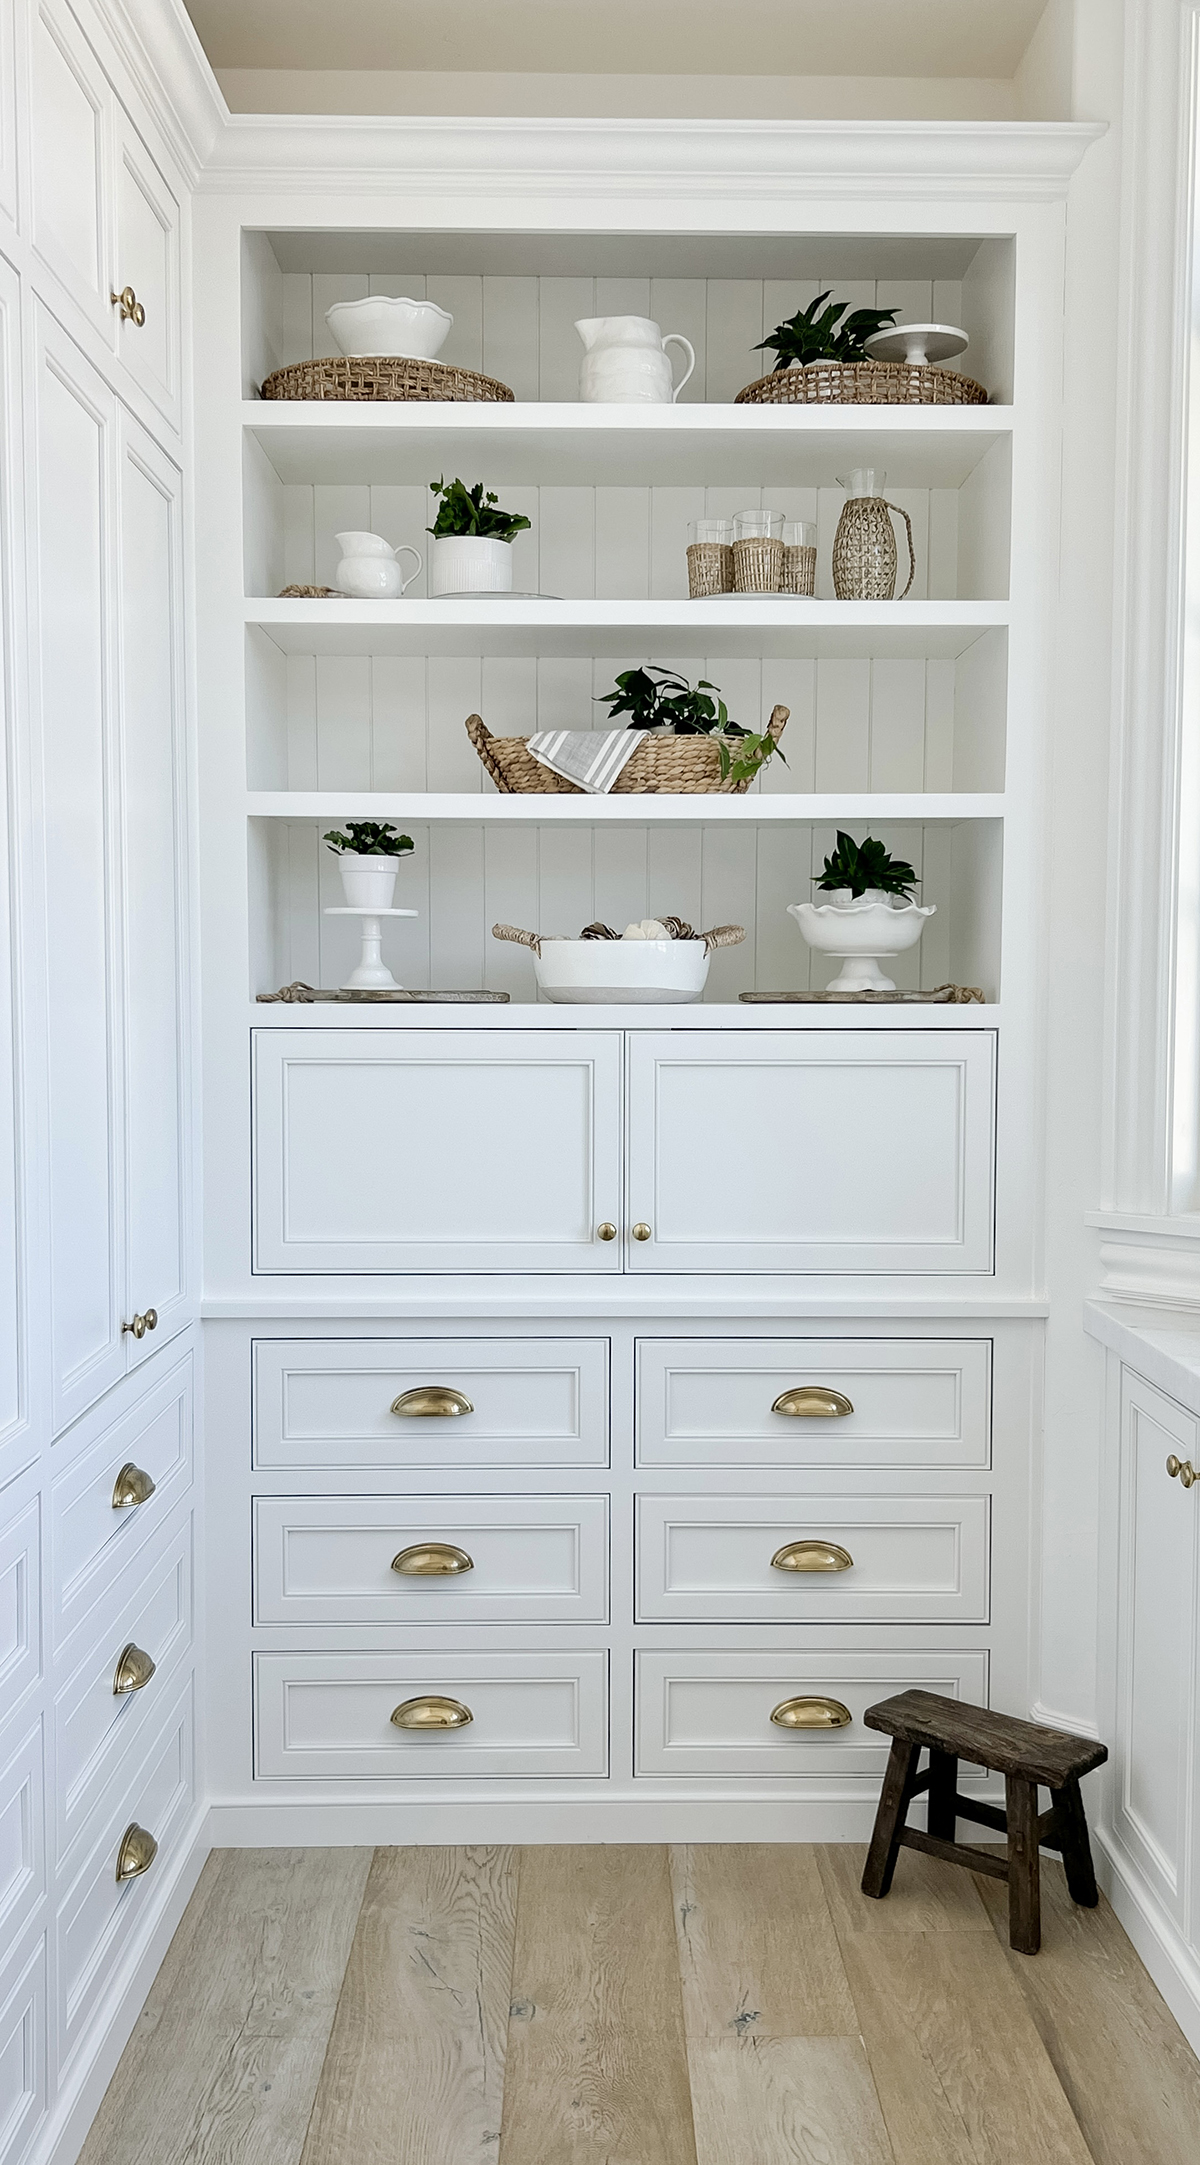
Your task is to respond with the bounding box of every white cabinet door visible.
[1112,1371,1200,1931]
[625,1030,996,1274]
[112,113,180,430]
[0,257,25,1482]
[0,0,17,233]
[252,1030,624,1274]
[117,411,189,1363]
[29,0,111,343]
[30,308,125,1430]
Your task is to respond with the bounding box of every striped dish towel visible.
[525,728,647,794]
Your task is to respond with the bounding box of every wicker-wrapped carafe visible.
[831,468,915,600]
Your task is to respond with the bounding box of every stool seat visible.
[860,1690,1108,1955]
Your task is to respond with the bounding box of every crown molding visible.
[196,114,1105,201]
[92,0,228,183]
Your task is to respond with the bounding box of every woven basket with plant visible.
[736,292,986,407]
[466,668,789,796]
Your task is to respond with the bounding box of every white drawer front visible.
[254,1496,609,1625]
[0,1935,47,2165]
[253,1338,609,1471]
[636,1338,991,1469]
[0,1500,40,1720]
[626,1031,996,1274]
[636,1495,990,1623]
[255,1651,608,1780]
[637,1650,990,1779]
[252,1030,623,1274]
[55,1515,193,1861]
[51,1356,193,1646]
[0,1721,45,1961]
[57,1675,194,2065]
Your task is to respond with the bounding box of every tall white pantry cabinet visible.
[0,0,1129,2157]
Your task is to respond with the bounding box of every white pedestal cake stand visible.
[324,905,418,991]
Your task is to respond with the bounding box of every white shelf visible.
[248,791,1005,825]
[245,597,1008,661]
[244,401,1013,489]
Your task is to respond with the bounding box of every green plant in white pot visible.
[427,476,532,596]
[324,820,414,909]
[788,831,935,992]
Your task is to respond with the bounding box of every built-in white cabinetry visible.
[0,251,25,1486]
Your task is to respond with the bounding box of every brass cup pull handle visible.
[113,1643,157,1695]
[391,1695,473,1730]
[391,1386,474,1418]
[115,1822,158,1881]
[597,1222,617,1242]
[771,1540,854,1573]
[111,285,146,327]
[111,1462,156,1509]
[1167,1454,1198,1488]
[770,1696,853,1730]
[772,1386,854,1418]
[391,1543,474,1576]
[632,1222,652,1242]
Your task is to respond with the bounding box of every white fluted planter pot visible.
[788,889,936,992]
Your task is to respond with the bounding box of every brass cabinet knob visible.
[113,1643,157,1695]
[770,1696,853,1730]
[632,1222,652,1242]
[391,1543,474,1576]
[772,1386,854,1418]
[771,1540,854,1573]
[111,1462,156,1509]
[390,1386,474,1418]
[122,1309,158,1340]
[111,285,146,326]
[391,1695,473,1730]
[597,1222,617,1241]
[1167,1454,1198,1488]
[115,1823,158,1881]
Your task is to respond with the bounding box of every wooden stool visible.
[860,1690,1108,1953]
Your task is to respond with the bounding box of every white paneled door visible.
[625,1030,996,1273]
[117,410,189,1362]
[252,1029,624,1273]
[1113,1372,1200,1933]
[113,113,181,430]
[0,256,25,1478]
[29,0,111,343]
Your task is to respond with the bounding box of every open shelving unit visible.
[233,226,1026,1006]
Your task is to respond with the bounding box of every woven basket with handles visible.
[735,360,987,407]
[260,357,515,403]
[466,706,789,796]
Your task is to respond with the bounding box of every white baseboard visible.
[1029,1700,1102,1741]
[1095,1826,1200,2056]
[31,1810,212,2165]
[203,1789,1007,1845]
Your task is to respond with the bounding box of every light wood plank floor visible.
[79,1845,1200,2165]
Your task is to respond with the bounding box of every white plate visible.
[424,591,563,601]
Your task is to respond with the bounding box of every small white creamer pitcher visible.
[575,316,696,404]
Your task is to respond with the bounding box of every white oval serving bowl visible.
[532,939,711,1004]
[324,296,453,360]
[788,892,936,992]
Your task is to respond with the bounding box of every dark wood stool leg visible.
[1005,1775,1041,1954]
[1055,1776,1100,1908]
[862,1739,921,1899]
[927,1749,958,1841]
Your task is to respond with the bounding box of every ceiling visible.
[182,0,1049,79]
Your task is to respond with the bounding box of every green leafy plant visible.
[427,476,532,542]
[598,666,785,784]
[755,292,899,372]
[814,831,919,900]
[323,820,414,859]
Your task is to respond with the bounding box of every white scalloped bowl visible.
[324,296,453,359]
[788,891,936,992]
[532,939,711,1004]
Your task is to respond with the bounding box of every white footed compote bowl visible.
[788,888,936,992]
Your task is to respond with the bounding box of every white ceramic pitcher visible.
[575,316,696,404]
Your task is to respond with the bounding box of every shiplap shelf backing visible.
[244,631,1008,795]
[241,256,1011,409]
[249,816,1003,1004]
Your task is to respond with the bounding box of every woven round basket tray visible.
[260,356,515,403]
[735,360,988,407]
[466,707,788,796]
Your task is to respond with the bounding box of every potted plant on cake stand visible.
[323,820,417,992]
[789,831,935,991]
